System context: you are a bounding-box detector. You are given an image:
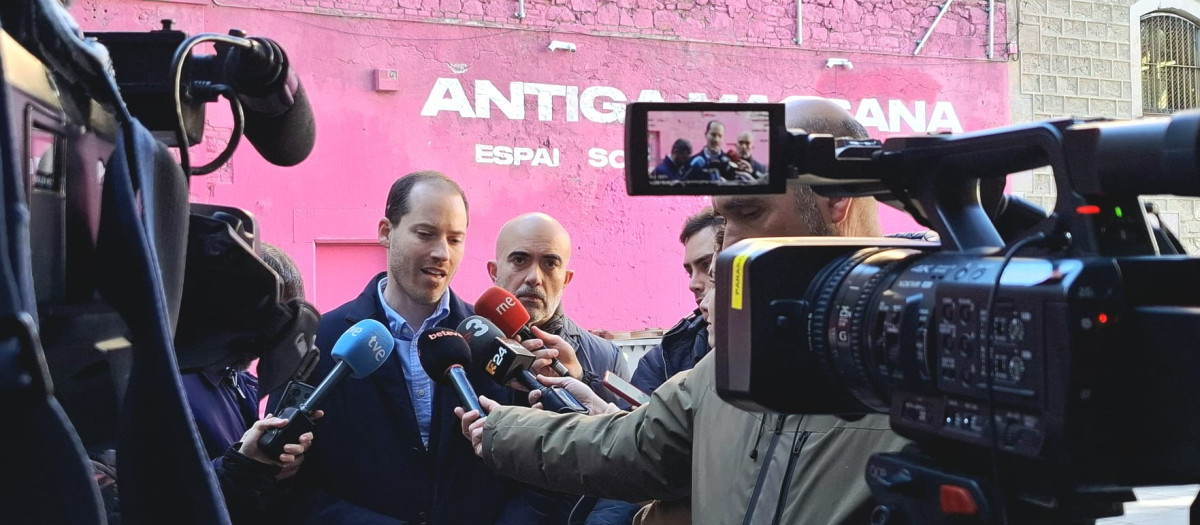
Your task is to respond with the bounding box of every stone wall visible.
[200,0,1007,58]
[1008,0,1200,252]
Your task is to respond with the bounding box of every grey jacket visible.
[481,353,909,524]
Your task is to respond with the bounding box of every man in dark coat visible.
[486,212,632,524]
[273,171,517,524]
[487,213,631,402]
[651,139,693,181]
[631,207,720,393]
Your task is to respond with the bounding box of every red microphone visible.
[475,286,572,377]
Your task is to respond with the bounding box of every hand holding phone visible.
[602,371,651,408]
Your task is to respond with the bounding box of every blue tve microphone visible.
[258,319,394,458]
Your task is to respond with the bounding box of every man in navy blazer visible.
[273,171,517,524]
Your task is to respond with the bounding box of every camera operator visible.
[456,99,910,524]
[630,207,720,393]
[181,242,321,522]
[652,139,693,181]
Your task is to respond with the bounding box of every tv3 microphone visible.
[417,328,485,415]
[457,316,586,414]
[258,319,394,458]
[475,286,572,377]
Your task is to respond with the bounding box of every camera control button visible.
[1008,357,1025,382]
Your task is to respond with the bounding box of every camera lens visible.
[807,247,927,412]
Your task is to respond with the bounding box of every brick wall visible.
[1009,0,1200,252]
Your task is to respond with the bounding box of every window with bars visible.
[1142,13,1200,115]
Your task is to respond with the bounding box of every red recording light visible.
[1076,205,1101,215]
[1098,313,1109,324]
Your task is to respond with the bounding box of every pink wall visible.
[74,0,1010,331]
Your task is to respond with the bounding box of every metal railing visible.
[1142,13,1200,115]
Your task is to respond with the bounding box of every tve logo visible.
[367,334,387,362]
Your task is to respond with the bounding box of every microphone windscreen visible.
[243,83,316,167]
[457,316,509,362]
[475,286,531,337]
[417,329,473,384]
[331,319,395,378]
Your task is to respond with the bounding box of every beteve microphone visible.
[417,328,485,415]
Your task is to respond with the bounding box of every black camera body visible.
[715,237,1200,488]
[626,102,1200,519]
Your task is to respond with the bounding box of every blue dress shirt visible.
[376,277,450,446]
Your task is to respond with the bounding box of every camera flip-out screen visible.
[625,102,787,195]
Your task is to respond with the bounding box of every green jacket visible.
[481,353,910,524]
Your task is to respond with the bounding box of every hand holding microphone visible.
[417,328,485,415]
[520,325,583,379]
[476,287,580,378]
[457,316,587,414]
[257,319,394,458]
[529,374,616,416]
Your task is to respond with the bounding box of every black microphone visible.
[475,286,572,377]
[417,328,485,415]
[258,319,394,457]
[221,36,315,166]
[456,316,587,414]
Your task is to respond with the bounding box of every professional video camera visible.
[0,0,319,522]
[626,101,1200,523]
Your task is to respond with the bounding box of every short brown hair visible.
[679,206,723,244]
[384,171,469,225]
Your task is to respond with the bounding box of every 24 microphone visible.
[457,316,587,414]
[475,286,572,377]
[258,319,394,457]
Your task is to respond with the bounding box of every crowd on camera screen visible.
[650,120,769,184]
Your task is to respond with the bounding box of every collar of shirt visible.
[376,276,451,340]
[376,276,451,447]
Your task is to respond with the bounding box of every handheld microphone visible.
[475,287,572,377]
[417,328,485,415]
[221,36,315,166]
[258,319,394,457]
[456,316,586,414]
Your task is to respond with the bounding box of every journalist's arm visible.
[470,366,702,503]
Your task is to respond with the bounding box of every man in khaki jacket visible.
[457,98,910,524]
